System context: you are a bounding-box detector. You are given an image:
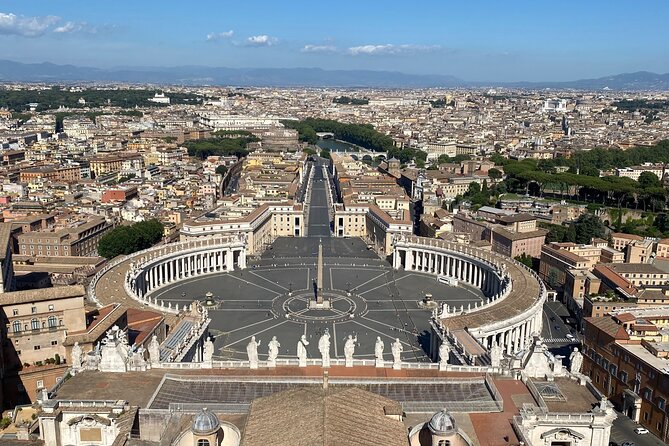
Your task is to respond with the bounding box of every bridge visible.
[316,132,334,138]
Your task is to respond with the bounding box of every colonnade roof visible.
[439,252,541,331]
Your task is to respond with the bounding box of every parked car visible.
[566,333,575,340]
[634,427,649,435]
[622,441,635,446]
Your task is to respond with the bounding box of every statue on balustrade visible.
[247,336,261,369]
[344,334,357,367]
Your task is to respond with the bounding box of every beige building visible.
[0,285,86,405]
[16,215,112,257]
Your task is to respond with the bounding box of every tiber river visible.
[315,138,361,152]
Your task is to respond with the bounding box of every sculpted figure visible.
[375,336,385,366]
[297,334,309,367]
[247,336,261,368]
[318,329,331,367]
[569,347,583,374]
[438,341,450,369]
[267,336,280,365]
[391,338,403,366]
[203,337,214,362]
[344,334,357,367]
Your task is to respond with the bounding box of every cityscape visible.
[0,2,669,446]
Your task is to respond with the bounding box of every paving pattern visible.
[154,160,484,363]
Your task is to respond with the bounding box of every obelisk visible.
[316,239,324,305]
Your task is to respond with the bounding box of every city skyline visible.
[2,0,668,82]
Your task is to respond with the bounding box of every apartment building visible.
[583,311,669,442]
[15,215,112,257]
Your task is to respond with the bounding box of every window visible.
[658,398,666,410]
[51,340,57,346]
[12,321,21,333]
[48,304,54,311]
[197,440,210,446]
[620,371,628,383]
[48,316,57,328]
[31,319,39,330]
[12,309,18,316]
[438,441,451,446]
[31,306,37,314]
[36,380,43,388]
[34,345,40,350]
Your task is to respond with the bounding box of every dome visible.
[192,408,220,435]
[428,410,456,435]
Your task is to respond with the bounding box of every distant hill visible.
[0,60,668,90]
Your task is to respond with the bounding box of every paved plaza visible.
[154,160,483,363]
[154,237,484,362]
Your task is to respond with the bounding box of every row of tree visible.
[182,133,258,160]
[0,86,201,111]
[98,219,164,259]
[282,118,427,164]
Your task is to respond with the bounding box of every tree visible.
[215,165,228,176]
[98,219,164,259]
[320,148,331,159]
[573,213,605,244]
[488,168,503,181]
[468,182,481,195]
[515,253,534,269]
[638,171,662,189]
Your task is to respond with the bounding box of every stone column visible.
[226,249,234,272]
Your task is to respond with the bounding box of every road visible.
[610,410,666,446]
[307,159,332,237]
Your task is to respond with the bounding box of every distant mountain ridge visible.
[0,59,668,90]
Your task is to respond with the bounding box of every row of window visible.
[12,305,55,316]
[12,316,62,332]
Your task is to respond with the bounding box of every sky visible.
[1,0,668,82]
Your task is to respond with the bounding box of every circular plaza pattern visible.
[148,237,486,363]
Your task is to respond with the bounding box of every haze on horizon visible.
[1,0,668,83]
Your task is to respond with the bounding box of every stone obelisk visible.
[316,239,324,305]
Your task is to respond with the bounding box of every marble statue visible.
[247,336,261,369]
[438,341,450,370]
[569,347,583,374]
[297,335,309,367]
[71,342,83,373]
[318,329,331,368]
[391,338,403,370]
[374,336,385,367]
[490,342,503,368]
[203,337,214,363]
[148,335,160,367]
[99,326,128,373]
[267,336,280,366]
[344,334,357,367]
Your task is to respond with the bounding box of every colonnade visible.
[394,247,503,296]
[393,236,545,360]
[128,246,246,299]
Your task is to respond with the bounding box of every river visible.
[316,138,361,152]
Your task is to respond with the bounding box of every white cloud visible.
[245,35,277,47]
[206,30,234,41]
[54,22,77,33]
[301,44,338,53]
[0,12,60,37]
[347,44,441,56]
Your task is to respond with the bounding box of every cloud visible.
[54,22,78,33]
[347,44,441,56]
[206,30,234,41]
[245,35,277,47]
[301,44,338,53]
[0,12,60,37]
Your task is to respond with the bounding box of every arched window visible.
[197,440,210,446]
[438,441,451,446]
[48,316,57,328]
[12,321,21,333]
[31,318,40,330]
